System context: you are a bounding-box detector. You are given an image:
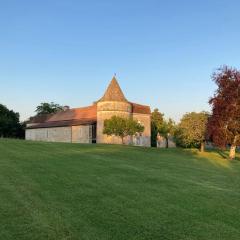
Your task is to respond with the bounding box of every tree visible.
[151,109,176,148]
[158,118,176,148]
[0,104,24,138]
[208,66,240,160]
[35,102,64,115]
[103,116,144,144]
[175,112,208,152]
[151,109,164,147]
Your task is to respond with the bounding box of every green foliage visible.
[151,109,176,147]
[35,102,64,115]
[103,116,126,141]
[175,112,208,149]
[151,109,164,147]
[0,104,24,138]
[103,116,144,143]
[158,118,176,147]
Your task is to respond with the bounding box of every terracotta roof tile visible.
[26,105,97,129]
[28,114,53,124]
[47,105,97,122]
[26,119,96,129]
[131,102,151,115]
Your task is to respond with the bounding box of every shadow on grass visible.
[216,150,228,159]
[160,147,231,169]
[186,148,240,170]
[210,149,240,162]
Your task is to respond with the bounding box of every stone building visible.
[26,77,151,146]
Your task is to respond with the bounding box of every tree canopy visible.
[151,109,176,148]
[151,109,164,147]
[175,112,208,151]
[35,102,64,115]
[158,118,176,148]
[103,116,144,144]
[208,66,240,159]
[0,104,24,138]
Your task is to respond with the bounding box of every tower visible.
[96,76,132,144]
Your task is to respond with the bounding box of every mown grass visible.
[0,139,240,240]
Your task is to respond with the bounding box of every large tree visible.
[103,116,144,144]
[208,66,240,159]
[0,104,23,138]
[151,109,164,147]
[158,118,176,148]
[35,102,64,115]
[176,112,208,152]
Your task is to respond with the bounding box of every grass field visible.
[0,139,240,240]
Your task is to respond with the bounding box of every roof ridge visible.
[129,102,150,107]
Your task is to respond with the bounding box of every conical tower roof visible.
[99,76,128,102]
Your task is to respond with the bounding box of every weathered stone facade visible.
[26,77,151,147]
[97,101,132,144]
[26,125,93,143]
[132,113,151,146]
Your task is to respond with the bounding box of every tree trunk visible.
[166,137,169,148]
[200,141,205,152]
[229,136,238,160]
[229,145,236,160]
[121,136,124,145]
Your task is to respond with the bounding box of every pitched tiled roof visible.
[131,102,151,115]
[26,105,97,129]
[98,77,151,114]
[98,76,128,102]
[26,102,150,129]
[28,114,53,124]
[26,119,96,129]
[47,105,97,122]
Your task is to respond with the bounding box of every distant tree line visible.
[151,65,240,160]
[151,109,208,151]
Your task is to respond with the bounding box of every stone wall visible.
[97,101,132,144]
[72,125,92,143]
[26,128,48,141]
[96,101,151,147]
[132,113,151,147]
[26,125,92,143]
[47,127,71,142]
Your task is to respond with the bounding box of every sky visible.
[1,0,240,122]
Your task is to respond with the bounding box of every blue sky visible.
[1,0,240,121]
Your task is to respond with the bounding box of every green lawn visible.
[0,139,240,240]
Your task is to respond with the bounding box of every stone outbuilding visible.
[26,77,151,146]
